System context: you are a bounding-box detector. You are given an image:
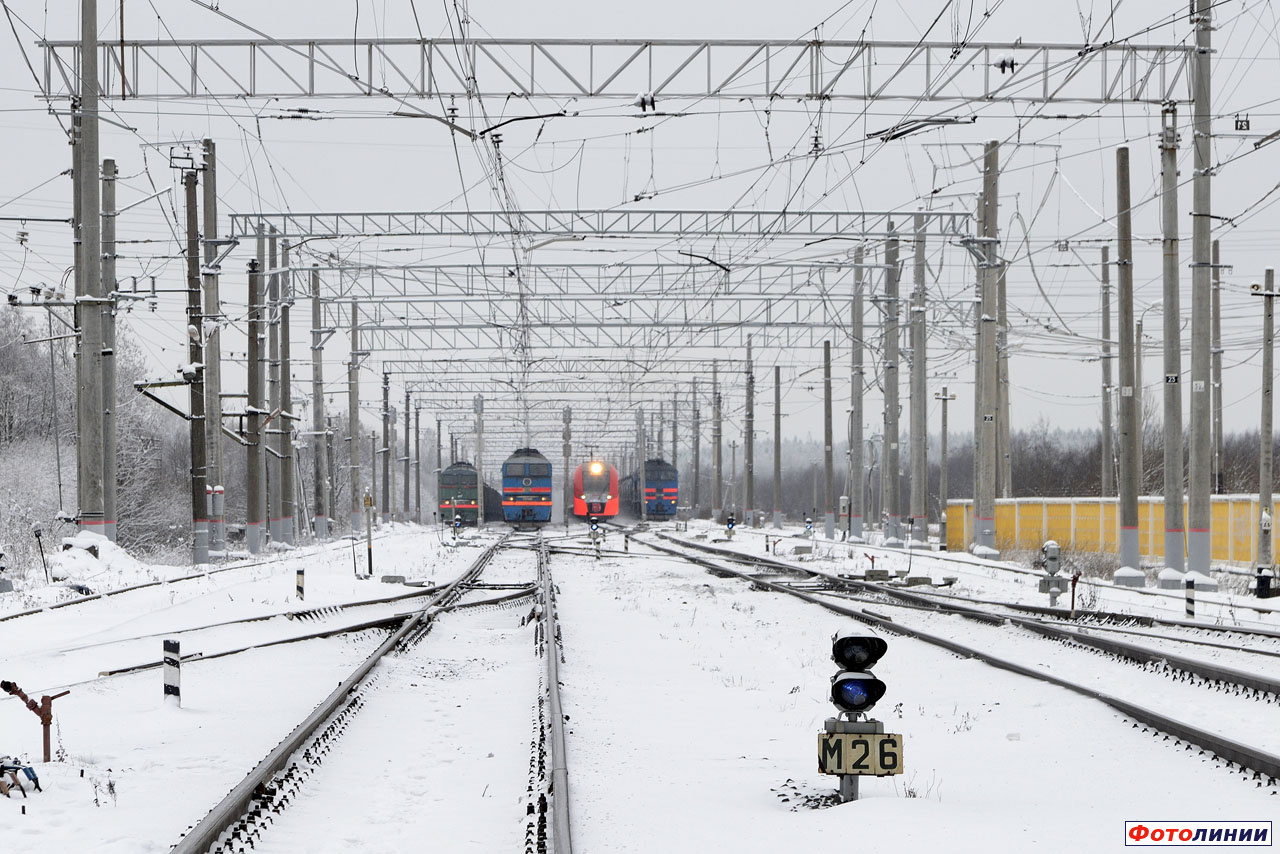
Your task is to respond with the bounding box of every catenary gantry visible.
[41,38,1191,104]
[228,209,970,241]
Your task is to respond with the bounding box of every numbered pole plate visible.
[818,732,905,776]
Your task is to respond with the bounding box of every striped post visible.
[296,568,305,601]
[1185,578,1195,618]
[163,640,181,706]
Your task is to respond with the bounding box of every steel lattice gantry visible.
[42,38,1190,104]
[228,209,969,241]
[319,261,879,351]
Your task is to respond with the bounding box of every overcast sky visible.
[2,0,1280,456]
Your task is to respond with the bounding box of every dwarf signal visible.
[817,630,904,802]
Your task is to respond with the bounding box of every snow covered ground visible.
[0,521,1275,853]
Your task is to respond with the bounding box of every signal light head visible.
[830,671,887,714]
[832,633,888,671]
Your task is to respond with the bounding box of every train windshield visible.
[582,467,611,491]
[504,463,524,477]
[528,463,551,477]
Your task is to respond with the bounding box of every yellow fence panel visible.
[1045,502,1073,547]
[995,502,1020,551]
[1100,501,1118,551]
[1074,502,1102,551]
[1229,499,1255,564]
[946,504,968,552]
[941,496,1268,565]
[1210,501,1232,562]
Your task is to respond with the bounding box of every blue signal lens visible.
[831,672,886,713]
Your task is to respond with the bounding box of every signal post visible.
[817,632,904,802]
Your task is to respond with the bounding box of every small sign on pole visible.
[163,639,181,707]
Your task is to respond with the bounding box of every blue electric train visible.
[501,447,554,528]
[622,458,679,519]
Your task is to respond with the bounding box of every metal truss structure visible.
[320,261,872,350]
[230,209,969,241]
[43,38,1191,104]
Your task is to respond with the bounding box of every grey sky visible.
[1,0,1278,454]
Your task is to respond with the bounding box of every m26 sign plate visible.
[817,733,904,776]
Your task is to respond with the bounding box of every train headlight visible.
[589,461,604,475]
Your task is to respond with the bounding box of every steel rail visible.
[668,535,1280,696]
[753,527,1280,624]
[538,538,574,854]
[642,534,1280,783]
[169,533,509,854]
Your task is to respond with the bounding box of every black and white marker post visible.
[1186,578,1195,619]
[163,640,181,707]
[296,568,305,601]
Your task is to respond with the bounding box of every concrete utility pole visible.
[1117,147,1141,570]
[101,159,118,542]
[1258,269,1275,572]
[823,340,835,539]
[201,139,225,551]
[1101,246,1114,497]
[370,431,378,525]
[246,259,264,553]
[672,393,678,474]
[745,338,755,525]
[1186,0,1214,573]
[279,242,295,544]
[850,246,865,540]
[474,395,485,529]
[562,407,571,527]
[773,365,782,529]
[414,406,421,523]
[1159,106,1185,571]
[381,373,391,523]
[75,0,105,535]
[183,173,209,564]
[349,302,362,534]
[997,265,1012,499]
[326,416,337,536]
[267,228,280,543]
[730,440,738,511]
[310,266,328,539]
[712,364,722,522]
[692,379,701,513]
[657,402,665,459]
[254,230,267,541]
[935,388,956,549]
[403,391,411,522]
[974,141,1000,553]
[1212,240,1225,492]
[637,407,648,522]
[909,213,928,545]
[883,231,903,546]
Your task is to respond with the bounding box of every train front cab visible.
[502,451,554,526]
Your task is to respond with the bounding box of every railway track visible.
[168,534,511,854]
[165,530,577,854]
[641,532,1280,787]
[741,526,1280,624]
